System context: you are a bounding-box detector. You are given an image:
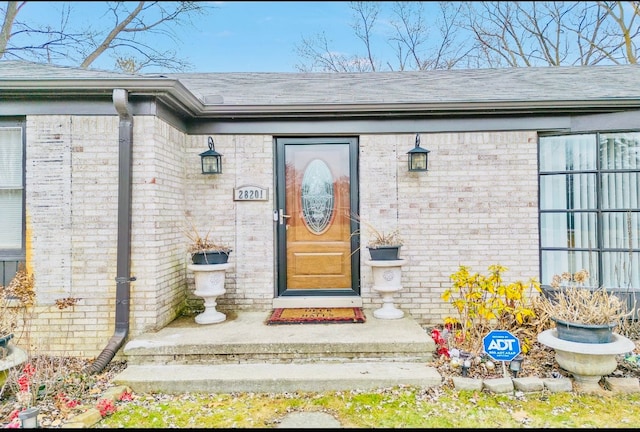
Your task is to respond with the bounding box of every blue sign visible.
[482,330,521,362]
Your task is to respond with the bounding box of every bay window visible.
[539,132,640,291]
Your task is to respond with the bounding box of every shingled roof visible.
[163,65,640,106]
[1,60,639,119]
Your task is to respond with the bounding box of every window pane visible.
[541,250,599,286]
[0,190,22,249]
[539,134,596,172]
[539,174,596,210]
[602,212,639,249]
[540,212,597,248]
[601,251,640,289]
[600,132,640,170]
[0,128,23,187]
[601,173,640,209]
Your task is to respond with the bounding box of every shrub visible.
[441,264,545,354]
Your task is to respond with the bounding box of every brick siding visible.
[21,115,539,356]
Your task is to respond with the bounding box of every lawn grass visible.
[96,386,640,428]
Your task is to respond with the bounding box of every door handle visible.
[279,209,291,225]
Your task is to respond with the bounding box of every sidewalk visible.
[277,412,342,428]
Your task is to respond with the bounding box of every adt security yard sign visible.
[483,330,521,362]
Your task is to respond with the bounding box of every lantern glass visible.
[407,133,430,172]
[200,137,223,174]
[409,152,428,171]
[201,155,221,174]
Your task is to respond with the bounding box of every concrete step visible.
[122,310,436,365]
[114,309,439,393]
[113,361,443,394]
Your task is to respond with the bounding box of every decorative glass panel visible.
[301,159,334,234]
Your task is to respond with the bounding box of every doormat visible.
[266,307,366,325]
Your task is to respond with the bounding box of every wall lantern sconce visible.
[509,355,524,378]
[19,407,40,428]
[407,133,430,172]
[199,136,222,174]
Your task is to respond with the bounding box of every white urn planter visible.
[365,259,407,319]
[538,329,635,392]
[0,344,28,387]
[187,263,231,324]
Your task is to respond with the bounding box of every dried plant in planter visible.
[348,214,403,248]
[183,219,231,255]
[536,285,631,325]
[366,227,403,248]
[183,218,232,265]
[536,270,632,326]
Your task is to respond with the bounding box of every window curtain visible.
[600,133,640,289]
[0,127,23,250]
[540,133,640,290]
[540,134,597,286]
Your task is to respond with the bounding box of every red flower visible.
[437,345,450,358]
[22,363,36,377]
[118,390,133,402]
[5,419,21,428]
[431,328,451,358]
[96,398,117,417]
[17,374,30,392]
[66,399,80,408]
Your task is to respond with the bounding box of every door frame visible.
[275,136,360,297]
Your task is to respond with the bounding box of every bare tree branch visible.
[595,1,639,64]
[0,1,210,72]
[0,1,24,58]
[350,1,379,71]
[296,1,474,72]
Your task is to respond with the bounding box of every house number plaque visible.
[234,185,269,201]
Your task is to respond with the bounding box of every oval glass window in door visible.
[301,159,335,234]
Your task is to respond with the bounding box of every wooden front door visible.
[275,137,360,297]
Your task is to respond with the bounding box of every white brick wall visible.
[359,132,540,326]
[22,114,540,356]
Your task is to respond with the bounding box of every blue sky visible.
[188,1,358,72]
[17,1,372,73]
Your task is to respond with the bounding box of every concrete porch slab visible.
[122,309,436,364]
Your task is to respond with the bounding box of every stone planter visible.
[187,263,231,324]
[552,318,616,344]
[538,329,635,392]
[0,333,14,351]
[367,245,401,261]
[0,344,28,387]
[365,259,407,319]
[191,250,232,265]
